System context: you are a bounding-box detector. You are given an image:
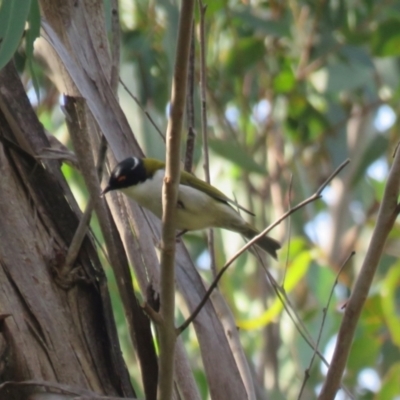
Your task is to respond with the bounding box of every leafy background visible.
[2,0,400,398]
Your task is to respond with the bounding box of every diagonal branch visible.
[298,251,355,400]
[177,159,350,333]
[318,147,400,399]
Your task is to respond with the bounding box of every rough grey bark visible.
[0,62,134,399]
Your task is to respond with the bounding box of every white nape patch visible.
[130,157,139,170]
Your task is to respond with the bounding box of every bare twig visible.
[157,1,195,399]
[297,251,355,400]
[119,78,165,140]
[177,259,229,334]
[295,3,322,80]
[110,0,120,93]
[142,301,163,325]
[199,2,210,184]
[177,159,350,333]
[197,1,217,278]
[282,174,293,285]
[231,159,350,262]
[260,266,353,398]
[63,135,107,270]
[318,148,400,399]
[184,21,196,173]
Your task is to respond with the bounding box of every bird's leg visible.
[175,199,188,241]
[176,229,188,242]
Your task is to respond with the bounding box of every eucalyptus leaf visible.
[223,37,264,75]
[376,363,400,400]
[231,7,291,37]
[325,61,374,93]
[372,18,400,57]
[351,134,388,187]
[0,0,32,70]
[208,138,267,175]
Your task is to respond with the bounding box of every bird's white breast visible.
[121,169,246,231]
[121,169,165,218]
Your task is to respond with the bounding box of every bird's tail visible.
[239,224,281,259]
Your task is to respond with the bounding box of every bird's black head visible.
[102,157,146,195]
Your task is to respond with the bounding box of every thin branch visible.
[231,158,350,262]
[318,148,400,399]
[177,159,350,334]
[63,136,107,270]
[110,0,120,93]
[177,259,230,334]
[260,266,353,399]
[282,173,293,286]
[184,21,196,172]
[295,3,323,81]
[142,301,163,325]
[199,2,210,184]
[297,251,355,400]
[197,1,217,279]
[157,1,195,399]
[119,78,165,140]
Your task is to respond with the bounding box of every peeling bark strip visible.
[0,62,134,399]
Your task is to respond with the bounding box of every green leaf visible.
[368,177,386,203]
[236,251,311,329]
[307,263,337,308]
[282,236,308,260]
[286,97,329,142]
[208,138,267,175]
[347,326,381,371]
[231,7,291,37]
[273,67,296,93]
[25,0,39,59]
[376,363,400,400]
[351,134,388,187]
[325,61,374,92]
[372,18,400,57]
[223,37,265,75]
[380,262,400,347]
[0,0,32,70]
[204,0,226,15]
[363,293,386,334]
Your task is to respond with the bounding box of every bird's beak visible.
[100,185,111,196]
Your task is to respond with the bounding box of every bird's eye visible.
[117,175,126,182]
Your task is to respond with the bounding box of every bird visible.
[102,157,281,259]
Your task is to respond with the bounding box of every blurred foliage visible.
[0,0,35,69]
[12,0,400,398]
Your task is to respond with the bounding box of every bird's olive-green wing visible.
[180,170,254,216]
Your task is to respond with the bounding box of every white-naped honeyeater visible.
[102,157,281,259]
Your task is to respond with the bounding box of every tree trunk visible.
[0,62,134,400]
